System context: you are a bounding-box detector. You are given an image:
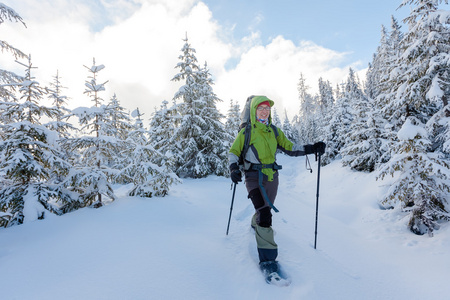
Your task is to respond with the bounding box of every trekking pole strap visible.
[251,164,279,213]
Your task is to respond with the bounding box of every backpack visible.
[238,95,279,166]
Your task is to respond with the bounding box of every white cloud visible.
[214,37,359,119]
[1,0,361,122]
[248,12,264,32]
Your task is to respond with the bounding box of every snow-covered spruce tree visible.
[0,56,70,227]
[340,76,384,172]
[372,17,404,109]
[316,77,335,144]
[334,83,342,100]
[224,99,241,139]
[381,1,448,131]
[103,93,131,176]
[428,102,450,157]
[197,62,231,176]
[118,107,180,197]
[45,71,77,164]
[378,117,450,235]
[377,0,450,235]
[63,59,115,210]
[271,107,281,128]
[385,16,404,89]
[366,17,403,101]
[317,77,335,115]
[104,93,131,141]
[170,36,229,178]
[224,99,241,163]
[322,71,355,165]
[169,34,201,178]
[365,26,389,100]
[365,59,377,101]
[0,3,26,85]
[364,18,405,169]
[282,110,300,145]
[42,71,79,212]
[46,71,76,140]
[131,108,145,137]
[149,99,180,170]
[0,4,27,226]
[0,3,24,26]
[0,3,26,113]
[296,73,319,144]
[421,1,450,158]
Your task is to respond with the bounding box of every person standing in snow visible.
[228,95,325,275]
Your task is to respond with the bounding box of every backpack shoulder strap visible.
[239,122,252,165]
[270,124,279,138]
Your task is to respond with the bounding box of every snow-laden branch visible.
[0,3,26,27]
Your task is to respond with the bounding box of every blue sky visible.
[203,0,409,68]
[0,0,428,119]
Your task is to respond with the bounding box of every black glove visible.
[313,142,326,155]
[229,163,242,184]
[304,144,314,155]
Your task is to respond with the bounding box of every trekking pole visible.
[226,182,237,235]
[314,152,322,249]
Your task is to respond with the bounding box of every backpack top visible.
[239,95,254,131]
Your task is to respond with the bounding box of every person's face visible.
[256,104,271,120]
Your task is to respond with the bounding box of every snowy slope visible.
[1,154,450,300]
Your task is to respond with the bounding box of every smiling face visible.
[256,104,271,120]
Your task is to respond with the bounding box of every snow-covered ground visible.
[1,154,450,300]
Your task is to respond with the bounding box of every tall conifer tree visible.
[63,59,115,209]
[170,35,228,178]
[118,108,180,197]
[377,0,450,235]
[0,56,69,226]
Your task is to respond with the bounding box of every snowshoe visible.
[259,261,291,286]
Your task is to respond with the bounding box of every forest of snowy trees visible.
[294,0,450,236]
[1,0,450,235]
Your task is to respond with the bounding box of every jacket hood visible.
[250,95,274,125]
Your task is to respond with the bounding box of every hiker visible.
[228,95,325,274]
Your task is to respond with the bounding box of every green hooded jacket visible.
[229,96,297,181]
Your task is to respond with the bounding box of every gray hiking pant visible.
[245,171,279,262]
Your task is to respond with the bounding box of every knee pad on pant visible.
[258,207,272,227]
[248,188,272,227]
[248,188,264,209]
